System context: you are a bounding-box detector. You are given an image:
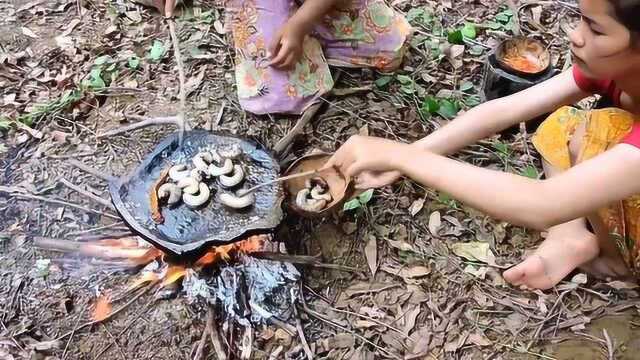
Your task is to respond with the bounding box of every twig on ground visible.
[273,102,324,157]
[505,0,522,36]
[249,252,362,273]
[168,18,187,145]
[67,159,116,183]
[240,325,253,360]
[331,86,372,97]
[293,303,313,360]
[59,178,115,210]
[193,319,210,360]
[33,237,152,263]
[207,306,228,360]
[215,100,226,129]
[62,303,86,360]
[0,186,120,220]
[96,116,183,139]
[101,324,127,360]
[602,329,615,360]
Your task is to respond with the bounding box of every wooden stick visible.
[96,116,181,139]
[239,168,332,195]
[168,19,187,145]
[0,186,120,220]
[59,178,115,210]
[249,252,362,273]
[67,159,116,183]
[193,316,210,360]
[273,102,323,157]
[206,306,228,360]
[33,237,150,260]
[293,304,314,360]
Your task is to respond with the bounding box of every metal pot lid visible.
[109,130,284,256]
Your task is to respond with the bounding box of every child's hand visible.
[326,136,411,178]
[269,20,306,70]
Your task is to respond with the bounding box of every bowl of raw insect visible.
[282,153,353,218]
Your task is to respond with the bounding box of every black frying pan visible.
[108,130,284,257]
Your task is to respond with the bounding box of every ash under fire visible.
[37,234,301,327]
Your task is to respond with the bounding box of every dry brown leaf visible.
[387,239,415,252]
[358,124,369,136]
[467,332,492,346]
[381,264,430,280]
[21,27,38,38]
[604,280,639,290]
[403,305,421,334]
[380,332,405,352]
[364,235,377,277]
[342,222,358,235]
[332,333,355,349]
[92,294,112,322]
[409,198,425,216]
[451,241,495,265]
[409,328,431,355]
[354,320,378,329]
[428,211,441,236]
[343,282,393,297]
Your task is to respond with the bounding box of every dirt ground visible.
[1,0,640,359]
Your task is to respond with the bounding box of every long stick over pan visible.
[239,167,334,196]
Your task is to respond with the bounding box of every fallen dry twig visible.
[273,102,324,157]
[59,178,115,210]
[207,306,228,360]
[293,303,313,360]
[96,116,183,139]
[67,159,116,183]
[0,186,120,220]
[168,18,187,144]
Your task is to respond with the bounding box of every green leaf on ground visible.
[461,23,477,39]
[343,198,362,211]
[128,56,141,69]
[521,165,539,179]
[459,81,474,92]
[463,94,481,107]
[358,189,374,205]
[0,117,11,130]
[375,76,393,88]
[493,141,510,156]
[396,75,416,94]
[148,40,166,61]
[436,99,459,119]
[447,29,464,44]
[88,67,106,89]
[420,97,440,115]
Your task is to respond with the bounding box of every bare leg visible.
[503,160,600,289]
[503,122,614,289]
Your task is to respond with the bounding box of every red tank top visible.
[572,65,640,149]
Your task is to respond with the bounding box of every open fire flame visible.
[47,235,270,320]
[102,235,268,288]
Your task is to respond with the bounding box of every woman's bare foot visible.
[503,225,600,290]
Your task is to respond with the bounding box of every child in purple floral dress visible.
[225,0,412,115]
